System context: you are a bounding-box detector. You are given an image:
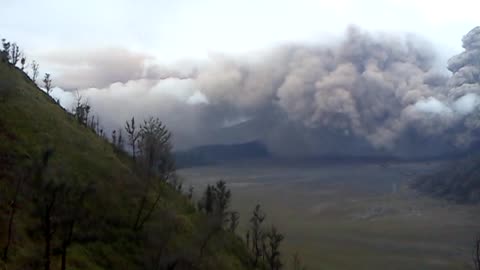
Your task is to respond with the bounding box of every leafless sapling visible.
[9,43,20,66]
[43,73,52,95]
[264,225,284,270]
[250,204,266,268]
[125,117,140,161]
[31,60,39,83]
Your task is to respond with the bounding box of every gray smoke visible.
[52,26,480,158]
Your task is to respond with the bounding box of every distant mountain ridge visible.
[412,155,480,204]
[175,140,270,168]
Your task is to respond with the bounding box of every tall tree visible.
[43,73,52,95]
[198,180,232,221]
[9,43,20,66]
[125,117,140,161]
[117,129,124,150]
[73,92,90,125]
[31,60,39,83]
[264,225,284,270]
[213,180,231,219]
[132,117,175,231]
[138,117,174,179]
[250,204,266,268]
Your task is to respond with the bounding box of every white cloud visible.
[454,93,480,115]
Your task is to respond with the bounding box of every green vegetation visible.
[0,46,256,269]
[0,37,306,270]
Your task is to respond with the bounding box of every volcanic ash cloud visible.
[53,26,480,157]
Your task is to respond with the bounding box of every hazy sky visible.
[2,0,480,155]
[2,0,479,64]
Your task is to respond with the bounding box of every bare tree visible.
[132,117,175,231]
[2,170,27,262]
[88,115,101,134]
[138,117,174,179]
[250,204,266,268]
[9,43,20,66]
[31,61,39,83]
[43,73,52,95]
[125,117,140,160]
[73,92,90,125]
[117,129,124,150]
[264,225,284,270]
[198,181,232,262]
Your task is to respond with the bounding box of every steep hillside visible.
[0,60,250,269]
[412,155,480,203]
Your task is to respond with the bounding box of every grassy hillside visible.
[0,60,250,269]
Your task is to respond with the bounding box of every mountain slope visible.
[412,155,480,203]
[0,61,250,269]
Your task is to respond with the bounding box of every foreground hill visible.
[0,60,250,269]
[412,155,480,203]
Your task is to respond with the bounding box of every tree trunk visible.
[44,208,51,270]
[2,177,22,261]
[61,242,67,270]
[199,228,218,261]
[60,221,74,270]
[137,190,163,230]
[2,201,16,261]
[475,237,480,270]
[133,195,146,231]
[43,193,56,270]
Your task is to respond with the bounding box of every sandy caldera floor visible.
[179,160,480,270]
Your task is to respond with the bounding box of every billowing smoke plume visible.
[51,26,480,158]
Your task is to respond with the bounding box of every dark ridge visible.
[411,154,480,204]
[175,140,270,168]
